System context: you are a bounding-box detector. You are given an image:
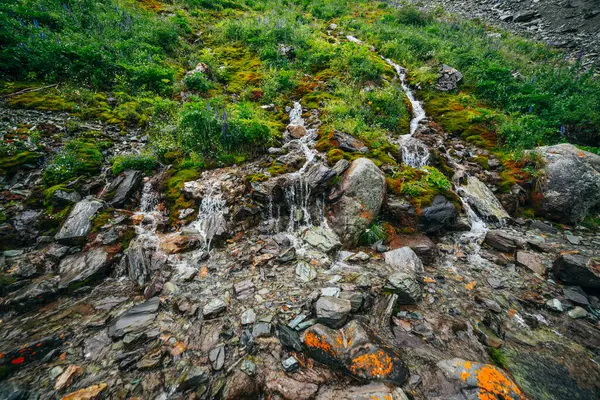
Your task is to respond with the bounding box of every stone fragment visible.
[222,369,258,400]
[484,230,516,253]
[316,296,352,328]
[568,307,588,319]
[278,324,303,352]
[529,220,557,234]
[339,291,363,312]
[209,346,225,371]
[203,298,227,318]
[333,130,368,153]
[302,321,408,385]
[296,261,317,282]
[546,299,563,312]
[563,287,589,306]
[105,170,142,208]
[302,226,341,253]
[58,247,112,290]
[252,322,273,338]
[108,297,160,339]
[437,358,524,400]
[383,246,424,274]
[436,64,463,91]
[386,272,422,305]
[54,365,83,391]
[234,279,255,298]
[282,356,300,372]
[553,254,600,289]
[316,382,409,400]
[516,251,546,275]
[287,124,307,139]
[55,199,103,244]
[52,190,81,206]
[61,383,107,400]
[241,309,256,325]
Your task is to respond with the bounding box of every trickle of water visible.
[189,182,227,252]
[267,101,323,233]
[383,58,427,136]
[459,199,488,266]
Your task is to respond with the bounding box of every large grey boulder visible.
[458,176,509,225]
[531,144,600,224]
[553,254,600,289]
[105,170,143,208]
[55,199,103,244]
[302,321,408,386]
[419,195,459,234]
[58,247,112,290]
[383,246,424,274]
[328,158,386,246]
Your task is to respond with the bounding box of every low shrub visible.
[112,153,158,175]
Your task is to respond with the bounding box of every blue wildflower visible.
[33,19,39,29]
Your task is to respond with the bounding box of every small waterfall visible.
[189,182,227,252]
[383,58,426,136]
[134,180,161,236]
[267,101,323,233]
[459,199,489,266]
[398,136,430,168]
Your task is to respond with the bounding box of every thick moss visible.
[0,151,42,175]
[162,167,202,226]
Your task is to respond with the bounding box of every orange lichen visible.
[349,350,393,378]
[304,331,335,356]
[464,281,476,291]
[476,364,523,399]
[11,357,25,365]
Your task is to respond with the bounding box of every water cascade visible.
[188,180,228,252]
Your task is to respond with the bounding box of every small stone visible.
[54,365,83,391]
[296,261,317,282]
[252,322,272,338]
[61,383,107,400]
[546,299,563,312]
[241,309,256,325]
[209,346,225,371]
[530,220,558,234]
[566,234,581,245]
[282,356,299,372]
[563,287,589,306]
[516,251,546,275]
[278,325,303,352]
[288,314,307,329]
[321,287,340,297]
[240,359,256,376]
[347,251,370,262]
[177,365,209,392]
[568,307,588,319]
[234,280,255,299]
[203,298,227,318]
[339,291,363,312]
[386,272,422,305]
[315,296,351,328]
[49,366,64,380]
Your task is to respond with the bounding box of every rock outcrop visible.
[328,158,386,246]
[55,199,103,244]
[532,144,600,224]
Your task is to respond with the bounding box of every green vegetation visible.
[1,0,185,93]
[360,221,387,246]
[112,153,158,175]
[44,139,105,184]
[387,165,458,212]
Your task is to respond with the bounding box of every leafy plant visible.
[112,153,158,175]
[184,72,213,93]
[360,221,387,246]
[44,139,104,184]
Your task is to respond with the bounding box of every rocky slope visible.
[419,0,600,68]
[1,20,600,400]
